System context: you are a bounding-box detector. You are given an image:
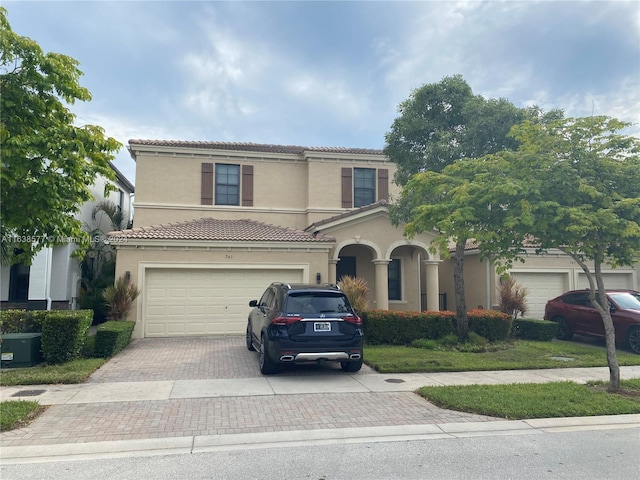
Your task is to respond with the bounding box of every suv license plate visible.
[314,322,331,332]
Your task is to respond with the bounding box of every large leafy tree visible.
[385,75,535,340]
[491,116,640,391]
[0,7,121,265]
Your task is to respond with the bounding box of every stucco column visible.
[424,259,441,311]
[328,259,338,284]
[28,247,53,310]
[373,259,390,310]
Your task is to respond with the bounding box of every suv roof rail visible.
[270,282,341,291]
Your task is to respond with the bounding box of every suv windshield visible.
[609,292,640,311]
[285,292,351,315]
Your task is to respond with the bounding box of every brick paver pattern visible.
[1,337,497,447]
[1,392,495,446]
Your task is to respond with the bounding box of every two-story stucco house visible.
[1,163,134,311]
[111,141,443,339]
[112,140,639,339]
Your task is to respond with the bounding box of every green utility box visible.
[1,333,43,368]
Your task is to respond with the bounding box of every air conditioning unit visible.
[1,333,44,368]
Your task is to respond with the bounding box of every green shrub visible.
[467,309,512,341]
[81,334,96,358]
[455,332,490,353]
[337,276,369,316]
[410,338,439,350]
[0,310,46,334]
[94,321,135,357]
[103,275,140,320]
[513,318,557,341]
[363,310,456,345]
[40,310,93,364]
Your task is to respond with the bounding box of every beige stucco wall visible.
[114,243,331,338]
[316,210,438,312]
[131,144,401,230]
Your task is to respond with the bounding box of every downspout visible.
[417,253,422,311]
[486,258,491,310]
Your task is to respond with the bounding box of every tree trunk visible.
[453,240,469,341]
[567,251,620,391]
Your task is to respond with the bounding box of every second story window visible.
[215,164,240,205]
[353,168,375,207]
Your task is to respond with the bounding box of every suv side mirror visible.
[249,300,258,307]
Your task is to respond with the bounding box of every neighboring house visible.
[450,247,639,319]
[0,163,134,311]
[112,141,442,339]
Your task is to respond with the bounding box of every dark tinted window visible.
[215,164,240,205]
[259,288,275,308]
[353,168,375,207]
[388,259,401,301]
[285,292,351,314]
[562,293,591,306]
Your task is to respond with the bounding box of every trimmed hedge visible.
[39,310,93,364]
[0,310,46,334]
[466,309,512,342]
[363,309,512,345]
[94,321,135,358]
[363,310,456,345]
[513,318,557,341]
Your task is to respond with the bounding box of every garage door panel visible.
[510,272,566,320]
[577,273,633,290]
[144,268,303,337]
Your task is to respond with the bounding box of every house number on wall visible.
[225,254,233,259]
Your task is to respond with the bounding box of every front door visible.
[336,256,356,282]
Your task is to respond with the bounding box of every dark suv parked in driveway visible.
[544,289,640,354]
[246,283,364,374]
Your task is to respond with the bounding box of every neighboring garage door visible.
[510,272,566,319]
[144,268,303,337]
[577,272,634,290]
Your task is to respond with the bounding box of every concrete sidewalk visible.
[3,365,640,405]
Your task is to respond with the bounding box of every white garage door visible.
[510,272,566,319]
[144,268,304,337]
[577,273,634,290]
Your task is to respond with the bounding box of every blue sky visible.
[5,1,640,185]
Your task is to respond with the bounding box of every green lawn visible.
[0,358,107,386]
[364,340,640,373]
[417,379,640,419]
[0,400,46,432]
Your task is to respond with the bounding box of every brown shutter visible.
[201,163,213,205]
[242,164,254,207]
[377,168,389,201]
[341,168,352,208]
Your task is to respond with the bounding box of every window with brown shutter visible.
[201,163,213,205]
[242,165,254,206]
[341,168,353,208]
[377,168,389,201]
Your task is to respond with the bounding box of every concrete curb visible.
[2,415,639,465]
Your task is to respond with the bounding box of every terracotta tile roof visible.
[108,218,335,243]
[128,139,384,156]
[306,200,389,231]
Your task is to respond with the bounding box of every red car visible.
[544,289,640,354]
